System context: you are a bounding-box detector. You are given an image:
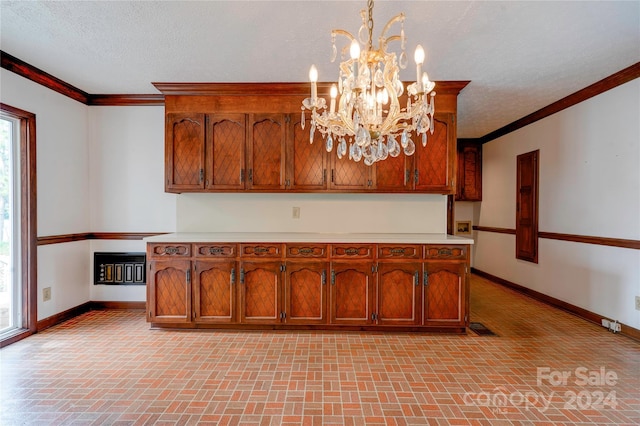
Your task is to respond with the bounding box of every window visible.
[0,103,37,347]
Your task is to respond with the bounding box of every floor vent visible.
[469,322,497,336]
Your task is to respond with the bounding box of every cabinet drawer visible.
[240,244,283,258]
[331,244,374,259]
[147,243,191,258]
[424,245,466,260]
[194,243,237,258]
[377,244,422,259]
[286,244,328,258]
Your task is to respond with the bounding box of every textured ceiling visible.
[1,1,638,138]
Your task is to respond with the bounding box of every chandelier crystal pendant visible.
[302,0,436,165]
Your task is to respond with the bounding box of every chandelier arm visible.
[379,13,405,45]
[380,35,402,54]
[332,29,356,42]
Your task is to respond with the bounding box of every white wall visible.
[88,106,176,301]
[1,69,91,319]
[474,78,640,329]
[177,193,447,234]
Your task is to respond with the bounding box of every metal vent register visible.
[94,252,146,285]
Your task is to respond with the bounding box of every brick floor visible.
[1,274,638,425]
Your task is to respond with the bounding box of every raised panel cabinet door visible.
[165,113,205,192]
[374,153,413,192]
[414,114,455,193]
[329,262,375,325]
[148,260,191,323]
[329,155,372,191]
[423,263,464,324]
[287,114,327,190]
[247,114,286,190]
[284,262,327,324]
[240,261,282,324]
[206,114,246,190]
[456,142,482,201]
[193,260,236,324]
[377,262,421,325]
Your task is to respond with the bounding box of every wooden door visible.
[414,114,455,193]
[193,260,236,323]
[423,263,464,324]
[329,262,375,325]
[287,113,327,190]
[456,142,482,201]
[247,114,286,190]
[516,150,539,263]
[376,262,421,325]
[240,261,282,324]
[284,262,327,324]
[165,113,205,192]
[206,114,246,190]
[374,153,413,192]
[148,260,191,323]
[329,156,372,191]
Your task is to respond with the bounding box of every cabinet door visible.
[329,262,375,325]
[374,153,413,192]
[414,114,455,193]
[456,142,482,201]
[329,155,373,191]
[423,263,464,324]
[206,114,246,190]
[247,114,286,190]
[376,262,422,325]
[148,260,191,323]
[284,262,327,324]
[240,261,282,324]
[165,113,205,192]
[287,113,327,190]
[193,260,236,323]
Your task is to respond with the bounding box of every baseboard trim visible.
[37,302,93,332]
[91,301,146,310]
[471,268,640,341]
[36,301,146,332]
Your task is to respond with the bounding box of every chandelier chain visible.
[367,0,374,50]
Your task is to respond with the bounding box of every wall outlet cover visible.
[43,287,51,302]
[635,296,640,311]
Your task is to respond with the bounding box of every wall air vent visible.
[93,252,146,285]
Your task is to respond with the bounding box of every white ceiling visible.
[1,1,638,138]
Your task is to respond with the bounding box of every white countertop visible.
[144,232,474,245]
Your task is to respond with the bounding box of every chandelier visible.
[301,0,436,165]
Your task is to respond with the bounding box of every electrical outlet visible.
[610,321,621,333]
[635,296,640,311]
[43,287,51,302]
[601,318,610,328]
[292,207,300,219]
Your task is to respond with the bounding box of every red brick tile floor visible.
[1,274,639,425]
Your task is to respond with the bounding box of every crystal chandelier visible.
[302,0,436,165]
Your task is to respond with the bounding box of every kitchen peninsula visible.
[145,232,473,333]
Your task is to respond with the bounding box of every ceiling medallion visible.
[302,0,435,165]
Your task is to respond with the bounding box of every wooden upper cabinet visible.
[165,113,205,192]
[287,113,327,190]
[329,155,373,191]
[456,140,482,201]
[375,153,413,192]
[414,113,455,193]
[206,114,246,190]
[247,114,287,190]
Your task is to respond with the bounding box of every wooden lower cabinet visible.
[147,242,469,333]
[148,259,191,323]
[240,261,282,324]
[376,262,422,326]
[284,262,327,324]
[330,262,376,325]
[423,262,466,325]
[193,260,236,323]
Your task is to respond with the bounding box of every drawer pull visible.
[299,248,314,254]
[209,247,225,255]
[438,248,453,256]
[344,248,358,255]
[254,247,269,254]
[390,248,406,255]
[164,246,179,255]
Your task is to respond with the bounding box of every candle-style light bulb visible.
[309,65,318,101]
[350,40,360,82]
[330,84,337,114]
[414,44,425,86]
